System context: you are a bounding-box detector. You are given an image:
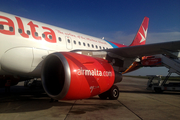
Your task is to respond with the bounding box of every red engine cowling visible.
[41,52,115,100]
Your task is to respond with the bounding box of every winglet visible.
[130,17,149,46]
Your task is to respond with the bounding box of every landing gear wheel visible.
[98,91,109,99]
[154,87,163,93]
[109,85,119,100]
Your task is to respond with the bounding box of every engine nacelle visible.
[41,52,115,100]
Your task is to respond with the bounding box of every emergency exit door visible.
[66,36,72,50]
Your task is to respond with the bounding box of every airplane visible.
[0,11,180,100]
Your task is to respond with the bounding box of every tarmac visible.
[0,76,180,120]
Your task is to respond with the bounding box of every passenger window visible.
[96,45,98,49]
[83,42,86,46]
[49,35,52,39]
[9,27,13,32]
[92,44,94,48]
[68,39,70,43]
[35,32,38,37]
[74,40,76,44]
[18,28,22,34]
[99,46,101,49]
[42,34,45,38]
[27,30,31,35]
[103,47,105,49]
[87,43,90,47]
[78,41,81,45]
[58,37,62,41]
[0,24,4,30]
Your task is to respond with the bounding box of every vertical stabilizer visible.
[130,17,149,46]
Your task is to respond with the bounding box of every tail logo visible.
[139,26,148,43]
[129,17,149,46]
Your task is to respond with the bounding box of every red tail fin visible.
[130,17,149,46]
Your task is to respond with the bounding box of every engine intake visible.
[41,52,116,100]
[42,52,70,100]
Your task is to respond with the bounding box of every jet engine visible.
[41,52,121,100]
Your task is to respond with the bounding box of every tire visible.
[109,85,119,100]
[154,87,163,93]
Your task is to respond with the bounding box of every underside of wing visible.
[106,40,180,58]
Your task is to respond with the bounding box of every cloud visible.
[147,32,180,44]
[106,31,180,46]
[103,31,135,45]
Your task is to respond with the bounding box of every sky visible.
[0,0,180,76]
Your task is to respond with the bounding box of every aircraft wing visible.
[106,40,180,58]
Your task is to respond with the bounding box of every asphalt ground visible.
[0,77,180,120]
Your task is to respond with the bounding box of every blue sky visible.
[0,0,180,76]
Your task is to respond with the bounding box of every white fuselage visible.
[0,11,114,77]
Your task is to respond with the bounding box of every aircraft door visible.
[66,36,73,50]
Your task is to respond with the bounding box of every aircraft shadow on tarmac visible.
[0,86,122,114]
[1,83,180,114]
